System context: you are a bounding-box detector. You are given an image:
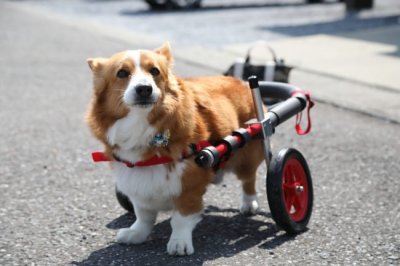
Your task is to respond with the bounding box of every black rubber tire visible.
[307,0,323,3]
[170,0,201,9]
[145,0,168,10]
[145,0,201,10]
[267,148,313,234]
[116,187,134,213]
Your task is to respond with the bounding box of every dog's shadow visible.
[72,206,295,266]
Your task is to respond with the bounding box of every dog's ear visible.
[87,57,107,72]
[154,42,172,64]
[87,58,108,94]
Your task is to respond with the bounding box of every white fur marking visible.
[123,50,161,106]
[114,161,186,211]
[107,109,156,162]
[116,206,157,244]
[130,50,141,70]
[167,212,202,256]
[240,193,259,215]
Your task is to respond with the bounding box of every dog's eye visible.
[117,69,130,79]
[150,67,160,77]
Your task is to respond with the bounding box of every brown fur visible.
[86,43,264,216]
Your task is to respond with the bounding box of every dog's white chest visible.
[107,108,185,210]
[113,162,186,211]
[107,109,156,162]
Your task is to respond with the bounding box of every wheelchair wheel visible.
[267,148,313,234]
[116,187,134,213]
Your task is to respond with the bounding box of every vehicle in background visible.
[145,0,201,9]
[144,0,372,10]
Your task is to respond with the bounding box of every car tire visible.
[170,0,201,9]
[145,0,168,10]
[145,0,201,10]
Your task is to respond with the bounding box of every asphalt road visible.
[0,1,399,266]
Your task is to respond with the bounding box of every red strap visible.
[92,151,173,168]
[91,140,211,168]
[92,151,112,162]
[134,156,173,167]
[291,91,314,135]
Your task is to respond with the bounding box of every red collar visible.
[91,141,211,168]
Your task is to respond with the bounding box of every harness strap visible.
[92,140,211,168]
[291,91,314,135]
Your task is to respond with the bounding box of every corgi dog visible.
[86,43,264,256]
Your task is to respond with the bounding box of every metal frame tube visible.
[248,76,271,166]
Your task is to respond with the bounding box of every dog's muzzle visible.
[131,84,158,107]
[135,85,153,98]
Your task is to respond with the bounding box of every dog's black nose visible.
[135,85,153,98]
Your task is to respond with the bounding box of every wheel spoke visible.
[286,166,293,183]
[283,183,295,194]
[285,159,308,219]
[285,194,295,213]
[293,196,304,211]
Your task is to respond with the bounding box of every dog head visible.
[87,42,174,119]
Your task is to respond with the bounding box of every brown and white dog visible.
[86,43,264,256]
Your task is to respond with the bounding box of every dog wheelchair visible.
[116,76,314,235]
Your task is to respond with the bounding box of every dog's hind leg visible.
[233,140,264,215]
[237,167,259,215]
[116,206,157,245]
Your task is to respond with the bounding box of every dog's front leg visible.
[116,206,157,245]
[167,211,202,256]
[167,166,210,255]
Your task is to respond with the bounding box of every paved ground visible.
[22,0,400,123]
[0,1,399,266]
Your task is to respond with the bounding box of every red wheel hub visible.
[282,157,309,222]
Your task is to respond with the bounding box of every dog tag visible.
[150,129,170,147]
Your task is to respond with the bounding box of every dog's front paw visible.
[240,193,259,216]
[167,237,194,256]
[116,228,148,245]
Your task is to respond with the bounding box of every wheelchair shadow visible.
[72,205,296,266]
